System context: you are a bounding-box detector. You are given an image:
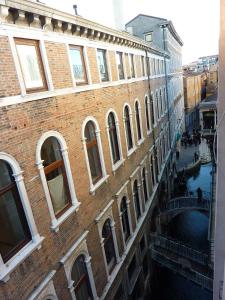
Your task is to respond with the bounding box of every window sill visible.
[90,175,110,195]
[112,159,125,173]
[1,236,44,282]
[127,147,137,158]
[51,203,81,232]
[137,138,145,146]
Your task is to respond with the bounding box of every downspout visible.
[145,49,159,182]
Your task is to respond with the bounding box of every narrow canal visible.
[151,162,213,300]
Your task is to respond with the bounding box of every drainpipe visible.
[145,49,159,182]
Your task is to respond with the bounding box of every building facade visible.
[214,0,225,299]
[125,14,185,147]
[183,73,202,130]
[0,1,183,300]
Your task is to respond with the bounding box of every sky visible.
[44,0,220,64]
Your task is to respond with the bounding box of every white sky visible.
[45,0,220,64]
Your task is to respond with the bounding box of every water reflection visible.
[151,163,213,300]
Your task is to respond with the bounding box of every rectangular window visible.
[97,49,109,82]
[69,45,88,85]
[129,54,135,78]
[141,56,145,76]
[116,52,125,80]
[125,53,131,79]
[15,38,47,92]
[144,33,152,42]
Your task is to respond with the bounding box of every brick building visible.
[0,1,184,299]
[183,73,202,130]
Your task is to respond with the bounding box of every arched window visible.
[133,180,141,220]
[145,96,150,132]
[71,255,93,300]
[41,137,71,217]
[160,89,163,116]
[135,101,142,141]
[150,155,155,186]
[150,93,155,126]
[85,121,102,184]
[120,197,131,242]
[108,112,120,164]
[0,160,31,263]
[124,105,133,150]
[102,219,116,274]
[142,168,148,203]
[155,91,160,120]
[164,87,167,112]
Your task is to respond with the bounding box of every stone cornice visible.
[0,0,169,58]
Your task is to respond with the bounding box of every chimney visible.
[73,4,78,15]
[112,0,125,31]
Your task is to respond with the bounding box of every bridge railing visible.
[151,234,209,266]
[151,248,213,291]
[161,196,210,213]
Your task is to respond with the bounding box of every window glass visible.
[113,284,125,300]
[16,40,46,91]
[70,46,87,84]
[97,49,109,82]
[133,180,141,220]
[128,255,137,281]
[142,168,148,202]
[41,137,71,216]
[0,160,31,262]
[120,197,131,242]
[108,112,120,164]
[145,33,152,42]
[141,56,145,76]
[145,97,150,131]
[130,54,135,78]
[116,52,125,80]
[124,106,133,150]
[85,121,102,183]
[102,219,116,273]
[71,255,93,300]
[135,102,142,140]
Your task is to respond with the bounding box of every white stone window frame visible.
[0,152,44,282]
[9,35,54,97]
[134,99,144,146]
[27,270,58,300]
[95,200,120,281]
[115,181,133,250]
[81,116,109,195]
[66,43,92,87]
[36,130,80,232]
[60,231,98,300]
[144,94,151,135]
[123,103,136,158]
[140,157,151,207]
[129,167,144,225]
[105,109,125,173]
